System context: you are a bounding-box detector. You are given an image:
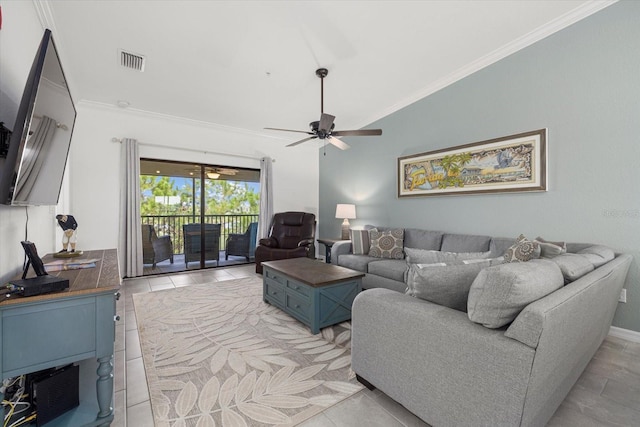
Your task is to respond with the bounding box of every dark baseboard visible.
[356,374,376,391]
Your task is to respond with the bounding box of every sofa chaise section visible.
[351,251,632,426]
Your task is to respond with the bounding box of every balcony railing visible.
[141,214,259,254]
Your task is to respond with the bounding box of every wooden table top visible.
[262,257,364,288]
[1,248,121,306]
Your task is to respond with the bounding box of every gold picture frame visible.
[398,129,547,197]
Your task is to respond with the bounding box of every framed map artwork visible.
[398,129,547,197]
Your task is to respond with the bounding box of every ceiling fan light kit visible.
[265,68,382,150]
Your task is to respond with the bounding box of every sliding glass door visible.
[140,159,260,275]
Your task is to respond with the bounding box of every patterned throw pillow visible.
[350,229,371,255]
[504,234,541,263]
[369,228,404,259]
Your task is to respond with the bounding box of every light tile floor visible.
[115,265,640,426]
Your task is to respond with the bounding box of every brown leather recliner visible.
[255,212,316,274]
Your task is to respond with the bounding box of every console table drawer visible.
[2,298,97,374]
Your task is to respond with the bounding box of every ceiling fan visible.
[206,167,238,179]
[181,165,238,179]
[265,68,382,150]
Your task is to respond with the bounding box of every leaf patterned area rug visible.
[133,276,362,426]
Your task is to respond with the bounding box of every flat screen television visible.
[0,29,76,206]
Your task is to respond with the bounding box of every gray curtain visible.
[13,115,56,201]
[258,156,274,239]
[119,138,143,277]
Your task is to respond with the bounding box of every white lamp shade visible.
[335,204,356,219]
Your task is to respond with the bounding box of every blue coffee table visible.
[262,258,364,334]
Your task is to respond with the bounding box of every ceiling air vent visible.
[119,49,146,72]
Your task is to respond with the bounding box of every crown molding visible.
[358,0,618,129]
[77,100,287,141]
[32,0,57,33]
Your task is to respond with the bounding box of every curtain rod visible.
[111,137,275,162]
[33,114,68,130]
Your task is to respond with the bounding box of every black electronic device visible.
[7,275,69,297]
[26,364,79,426]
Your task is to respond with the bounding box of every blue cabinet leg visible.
[96,355,114,423]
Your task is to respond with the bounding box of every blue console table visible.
[0,249,121,426]
[262,258,363,334]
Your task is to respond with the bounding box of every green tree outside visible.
[140,175,260,216]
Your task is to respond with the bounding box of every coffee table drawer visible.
[264,280,285,306]
[265,269,287,286]
[286,282,310,300]
[286,293,311,322]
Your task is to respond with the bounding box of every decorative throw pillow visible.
[467,259,564,328]
[405,247,491,264]
[369,228,404,259]
[406,261,492,312]
[503,234,541,263]
[350,229,371,255]
[534,236,567,258]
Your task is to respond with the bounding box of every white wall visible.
[69,102,319,254]
[0,0,318,281]
[0,1,66,282]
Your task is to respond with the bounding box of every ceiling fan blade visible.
[265,127,314,135]
[286,136,318,147]
[332,129,383,137]
[327,136,350,150]
[319,113,335,132]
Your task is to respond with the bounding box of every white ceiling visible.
[39,0,613,144]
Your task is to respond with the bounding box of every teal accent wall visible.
[319,1,640,331]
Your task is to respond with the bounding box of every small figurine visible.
[56,214,78,253]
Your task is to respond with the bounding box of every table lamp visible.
[335,204,356,240]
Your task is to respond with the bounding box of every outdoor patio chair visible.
[141,224,174,268]
[183,223,221,267]
[225,222,258,261]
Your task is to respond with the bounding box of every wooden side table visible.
[317,238,346,263]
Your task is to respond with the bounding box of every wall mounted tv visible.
[0,29,76,206]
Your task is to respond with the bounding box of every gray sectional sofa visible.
[332,227,632,426]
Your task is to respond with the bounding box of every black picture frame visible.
[21,241,48,278]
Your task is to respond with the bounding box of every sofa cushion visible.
[337,254,377,273]
[405,247,491,264]
[406,260,495,312]
[403,229,444,250]
[535,236,567,258]
[489,237,516,257]
[441,233,491,252]
[503,234,541,263]
[577,245,615,267]
[350,229,371,255]
[368,259,408,282]
[369,228,404,259]
[467,259,564,328]
[550,253,594,283]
